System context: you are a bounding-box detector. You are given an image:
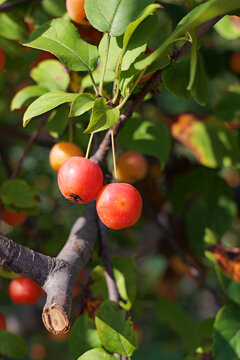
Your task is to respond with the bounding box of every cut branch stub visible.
[43,306,71,334]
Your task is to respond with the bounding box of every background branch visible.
[0,0,40,12]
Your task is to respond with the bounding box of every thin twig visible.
[97,218,120,302]
[143,198,221,308]
[0,0,40,12]
[11,115,48,179]
[0,125,54,148]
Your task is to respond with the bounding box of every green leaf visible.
[23,91,78,127]
[122,4,161,53]
[85,0,152,36]
[69,313,101,359]
[84,98,120,133]
[30,60,70,92]
[0,180,39,214]
[47,105,69,139]
[0,330,28,359]
[99,35,122,72]
[23,19,98,72]
[216,264,240,305]
[162,58,191,99]
[191,53,208,106]
[215,15,240,40]
[213,304,240,360]
[112,257,137,311]
[118,116,171,167]
[95,300,138,356]
[134,0,240,70]
[0,14,26,41]
[171,116,239,168]
[77,348,116,360]
[195,318,214,339]
[69,93,95,118]
[11,86,48,111]
[156,297,198,353]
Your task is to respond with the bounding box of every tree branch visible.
[0,202,98,334]
[0,0,40,12]
[98,218,120,303]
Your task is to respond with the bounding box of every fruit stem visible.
[116,69,147,110]
[111,128,117,181]
[85,132,94,159]
[88,71,99,95]
[68,118,73,143]
[99,33,111,96]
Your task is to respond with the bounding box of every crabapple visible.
[2,208,27,226]
[66,0,89,25]
[229,51,240,74]
[57,156,103,203]
[96,183,142,229]
[0,313,6,330]
[49,142,84,172]
[9,277,42,305]
[0,47,6,71]
[115,151,148,184]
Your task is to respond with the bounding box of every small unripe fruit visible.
[229,52,240,74]
[2,208,27,226]
[9,277,42,305]
[49,142,84,172]
[58,157,103,203]
[115,151,148,184]
[0,47,6,71]
[96,183,142,229]
[66,0,89,25]
[0,313,6,330]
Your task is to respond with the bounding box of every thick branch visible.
[42,202,98,333]
[0,203,98,334]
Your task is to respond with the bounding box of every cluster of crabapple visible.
[49,142,147,229]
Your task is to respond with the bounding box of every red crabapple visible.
[9,277,42,305]
[96,183,142,229]
[57,156,103,203]
[2,208,27,226]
